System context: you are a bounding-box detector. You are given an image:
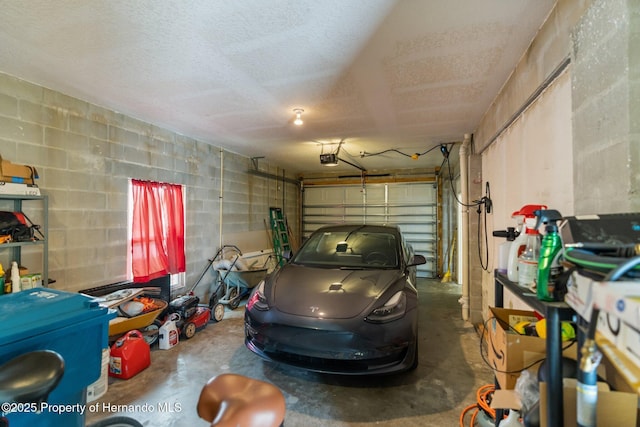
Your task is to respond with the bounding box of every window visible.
[127,179,186,288]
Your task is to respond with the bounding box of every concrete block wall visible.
[572,0,640,213]
[474,0,592,153]
[0,72,299,293]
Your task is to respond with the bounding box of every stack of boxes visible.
[0,155,40,195]
[567,275,640,389]
[20,272,43,290]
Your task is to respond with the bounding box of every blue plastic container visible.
[0,288,113,427]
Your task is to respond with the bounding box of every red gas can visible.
[109,330,150,379]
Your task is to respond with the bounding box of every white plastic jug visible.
[499,409,522,426]
[11,261,21,292]
[507,231,527,282]
[497,240,512,273]
[159,314,180,350]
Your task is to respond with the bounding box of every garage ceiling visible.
[0,0,556,175]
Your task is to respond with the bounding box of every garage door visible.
[302,182,437,278]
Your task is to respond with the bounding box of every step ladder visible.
[269,207,291,267]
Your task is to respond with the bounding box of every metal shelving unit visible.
[0,194,48,288]
[494,271,576,427]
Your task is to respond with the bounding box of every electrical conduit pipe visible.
[219,148,224,249]
[458,134,471,321]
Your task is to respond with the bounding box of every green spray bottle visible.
[534,209,563,301]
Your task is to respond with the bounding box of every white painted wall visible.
[480,69,574,314]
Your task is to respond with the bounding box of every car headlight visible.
[365,291,406,323]
[246,280,269,311]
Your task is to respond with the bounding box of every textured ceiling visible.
[0,0,556,175]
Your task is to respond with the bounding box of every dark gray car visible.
[244,224,426,375]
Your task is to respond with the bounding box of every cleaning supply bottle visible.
[535,209,564,301]
[11,261,21,292]
[506,212,526,282]
[518,218,540,288]
[492,227,517,273]
[506,204,547,282]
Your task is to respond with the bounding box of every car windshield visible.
[292,229,399,269]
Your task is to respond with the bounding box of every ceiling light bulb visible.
[293,108,304,126]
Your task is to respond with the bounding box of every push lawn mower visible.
[151,257,218,343]
[165,303,211,339]
[142,297,211,345]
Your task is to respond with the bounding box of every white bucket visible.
[87,347,110,402]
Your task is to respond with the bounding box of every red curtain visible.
[131,179,185,283]
[162,182,186,274]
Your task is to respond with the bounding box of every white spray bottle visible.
[517,218,541,288]
[506,204,547,282]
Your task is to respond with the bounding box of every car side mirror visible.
[407,254,427,267]
[335,242,348,253]
[283,249,293,261]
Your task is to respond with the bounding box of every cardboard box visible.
[597,334,640,393]
[564,272,597,321]
[487,307,546,389]
[540,379,637,427]
[565,271,597,319]
[588,280,640,352]
[621,295,640,329]
[19,273,42,290]
[0,181,40,196]
[597,309,621,346]
[490,389,522,411]
[0,156,38,185]
[619,321,640,368]
[487,307,577,389]
[594,283,640,329]
[492,379,636,426]
[565,272,640,321]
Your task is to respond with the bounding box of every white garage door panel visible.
[302,182,437,278]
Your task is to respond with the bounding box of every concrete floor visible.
[86,279,494,427]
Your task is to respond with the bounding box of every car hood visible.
[270,264,402,319]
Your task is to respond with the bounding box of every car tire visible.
[409,337,419,371]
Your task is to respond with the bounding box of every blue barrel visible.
[0,288,113,427]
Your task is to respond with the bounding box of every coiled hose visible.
[459,384,496,426]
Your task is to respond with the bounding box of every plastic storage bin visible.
[0,288,113,427]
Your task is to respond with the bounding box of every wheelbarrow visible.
[108,297,168,345]
[209,245,270,321]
